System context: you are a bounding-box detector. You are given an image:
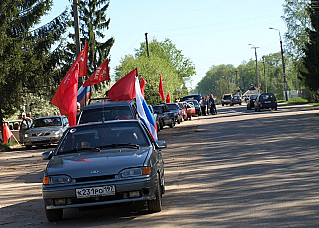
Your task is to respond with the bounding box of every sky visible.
[45,0,287,90]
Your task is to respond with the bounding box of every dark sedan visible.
[42,120,166,222]
[152,104,175,129]
[166,103,183,124]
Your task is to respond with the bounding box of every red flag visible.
[83,59,110,87]
[3,123,12,144]
[166,92,171,103]
[108,68,138,101]
[140,77,147,98]
[159,74,165,101]
[51,64,79,126]
[78,41,88,77]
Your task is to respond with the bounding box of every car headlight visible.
[25,134,29,138]
[119,166,151,178]
[43,175,72,185]
[51,131,60,136]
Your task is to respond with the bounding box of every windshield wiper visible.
[98,144,140,149]
[58,147,100,154]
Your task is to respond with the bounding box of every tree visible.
[0,0,69,140]
[300,1,319,93]
[282,0,311,61]
[69,0,114,76]
[135,38,196,83]
[115,39,194,104]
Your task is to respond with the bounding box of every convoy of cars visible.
[2,91,280,222]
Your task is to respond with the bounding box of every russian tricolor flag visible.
[135,77,158,141]
[77,85,91,107]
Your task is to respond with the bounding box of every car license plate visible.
[76,185,115,198]
[264,101,271,103]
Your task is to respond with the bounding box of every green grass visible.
[280,97,319,106]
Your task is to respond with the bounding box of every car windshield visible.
[260,94,276,101]
[152,106,161,113]
[250,95,258,99]
[57,122,150,155]
[233,96,240,99]
[166,104,178,110]
[31,117,62,128]
[79,106,133,124]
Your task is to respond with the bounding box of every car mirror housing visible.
[156,141,167,149]
[42,150,54,160]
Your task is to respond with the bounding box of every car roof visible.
[82,100,134,110]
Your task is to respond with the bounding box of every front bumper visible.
[43,176,157,210]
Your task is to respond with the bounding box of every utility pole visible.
[269,27,288,101]
[145,33,150,57]
[73,0,82,85]
[263,56,267,93]
[249,44,260,93]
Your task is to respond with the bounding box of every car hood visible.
[26,126,62,133]
[46,148,151,178]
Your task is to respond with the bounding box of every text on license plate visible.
[264,101,271,103]
[76,185,115,198]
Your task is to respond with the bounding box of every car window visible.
[57,122,150,154]
[260,94,276,101]
[223,95,232,99]
[79,106,133,124]
[167,104,178,110]
[31,117,62,128]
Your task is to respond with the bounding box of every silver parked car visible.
[42,120,166,222]
[24,116,69,149]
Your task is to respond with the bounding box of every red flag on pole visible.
[83,59,110,87]
[78,41,88,77]
[158,74,165,101]
[50,64,79,126]
[3,122,12,144]
[166,92,171,103]
[108,68,138,101]
[140,77,147,98]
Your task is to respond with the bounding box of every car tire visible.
[160,120,164,130]
[222,104,224,106]
[177,118,180,124]
[188,116,191,120]
[170,119,174,128]
[25,145,32,150]
[45,208,63,222]
[275,107,277,111]
[254,108,257,112]
[147,174,162,213]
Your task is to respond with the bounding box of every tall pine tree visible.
[0,0,69,140]
[300,1,319,93]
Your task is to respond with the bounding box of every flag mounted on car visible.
[135,77,157,141]
[158,74,165,101]
[2,122,12,144]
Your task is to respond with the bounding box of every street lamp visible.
[248,44,260,93]
[269,27,288,101]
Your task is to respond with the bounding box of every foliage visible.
[135,38,196,83]
[115,39,194,105]
[0,0,69,120]
[195,53,302,100]
[300,1,319,93]
[282,0,311,61]
[68,0,114,76]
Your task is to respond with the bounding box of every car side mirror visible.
[156,141,167,149]
[42,150,54,160]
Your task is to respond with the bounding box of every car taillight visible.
[258,102,261,105]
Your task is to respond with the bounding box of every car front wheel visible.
[147,174,162,213]
[45,208,63,222]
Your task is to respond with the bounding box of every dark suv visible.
[221,94,232,106]
[78,100,139,124]
[254,93,277,111]
[152,104,175,129]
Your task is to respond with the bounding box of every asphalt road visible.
[1,103,319,227]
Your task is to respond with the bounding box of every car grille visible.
[75,174,116,183]
[31,132,50,137]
